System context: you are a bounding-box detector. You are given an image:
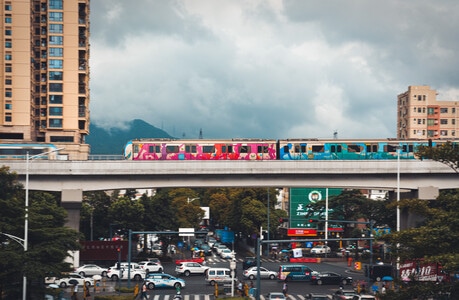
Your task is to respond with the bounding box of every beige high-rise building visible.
[0,0,90,160]
[397,85,459,140]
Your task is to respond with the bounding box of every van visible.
[205,268,235,286]
[277,264,318,281]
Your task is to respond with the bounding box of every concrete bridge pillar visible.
[61,189,82,231]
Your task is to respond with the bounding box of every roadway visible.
[60,254,368,299]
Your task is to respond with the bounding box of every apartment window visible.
[5,89,12,97]
[427,119,436,126]
[49,95,63,104]
[49,24,63,33]
[49,12,63,22]
[5,114,12,122]
[49,36,63,45]
[5,64,12,72]
[453,108,456,114]
[5,78,12,85]
[413,107,416,112]
[49,83,63,92]
[49,47,63,57]
[49,59,63,69]
[440,130,448,136]
[440,119,448,125]
[5,29,11,35]
[418,119,422,125]
[49,71,63,80]
[418,95,422,100]
[428,107,435,115]
[417,107,422,113]
[49,0,63,10]
[5,40,12,48]
[49,118,63,128]
[49,107,63,116]
[5,4,12,11]
[5,53,12,60]
[5,17,12,24]
[440,108,448,113]
[453,119,456,125]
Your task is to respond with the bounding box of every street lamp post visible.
[24,148,63,300]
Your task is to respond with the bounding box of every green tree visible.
[0,166,81,298]
[81,191,114,240]
[417,141,459,172]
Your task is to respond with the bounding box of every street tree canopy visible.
[0,166,81,298]
[417,141,459,172]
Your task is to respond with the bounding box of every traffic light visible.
[279,217,289,224]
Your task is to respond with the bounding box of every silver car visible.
[243,267,277,280]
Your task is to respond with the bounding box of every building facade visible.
[398,85,459,140]
[0,0,90,160]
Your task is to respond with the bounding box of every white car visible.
[243,267,277,280]
[175,262,210,276]
[106,266,145,281]
[220,248,234,259]
[216,244,228,255]
[138,261,163,273]
[75,264,108,277]
[310,245,331,254]
[54,273,92,288]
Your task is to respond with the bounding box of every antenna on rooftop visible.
[199,128,203,139]
[333,130,338,139]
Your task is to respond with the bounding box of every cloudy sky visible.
[89,0,459,140]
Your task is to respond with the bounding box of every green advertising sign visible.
[289,188,342,229]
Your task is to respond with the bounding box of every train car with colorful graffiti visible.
[123,138,443,161]
[124,139,277,160]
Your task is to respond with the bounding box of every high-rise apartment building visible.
[0,0,90,160]
[397,85,459,140]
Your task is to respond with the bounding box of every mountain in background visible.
[86,119,174,154]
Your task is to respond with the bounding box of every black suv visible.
[243,257,260,270]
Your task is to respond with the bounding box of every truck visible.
[399,261,448,282]
[369,261,449,282]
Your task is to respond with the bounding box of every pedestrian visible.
[72,283,79,300]
[237,281,243,296]
[134,283,139,299]
[282,280,288,297]
[140,282,148,299]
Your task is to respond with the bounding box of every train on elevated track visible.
[123,138,448,161]
[0,138,451,161]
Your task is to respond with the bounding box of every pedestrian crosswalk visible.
[204,256,282,264]
[145,294,312,300]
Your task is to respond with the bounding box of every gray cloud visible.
[89,0,459,139]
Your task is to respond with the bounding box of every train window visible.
[283,145,289,153]
[155,146,160,153]
[294,144,306,153]
[330,145,342,153]
[385,144,397,152]
[134,145,139,153]
[223,145,233,153]
[185,145,197,153]
[149,146,154,153]
[312,145,324,153]
[166,145,179,153]
[258,145,269,153]
[203,146,214,153]
[366,144,378,153]
[348,144,361,152]
[240,145,249,153]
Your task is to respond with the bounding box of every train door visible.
[327,143,342,159]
